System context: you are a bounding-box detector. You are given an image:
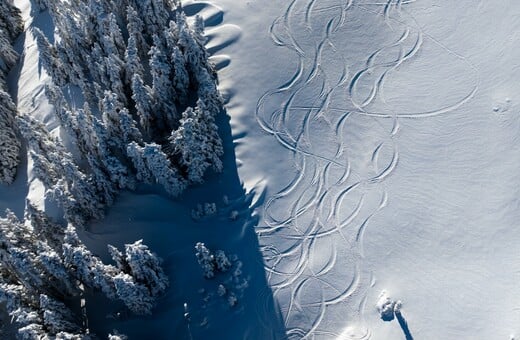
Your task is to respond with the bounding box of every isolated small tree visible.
[108,331,128,340]
[195,242,215,279]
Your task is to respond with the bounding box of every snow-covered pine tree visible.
[124,35,144,85]
[0,2,22,185]
[170,45,189,105]
[195,242,216,279]
[112,273,154,315]
[127,142,187,196]
[163,21,189,106]
[33,27,69,86]
[105,12,126,57]
[122,240,168,297]
[126,141,154,183]
[0,209,78,298]
[134,0,171,38]
[126,5,148,59]
[25,201,65,253]
[104,54,127,106]
[91,111,136,192]
[170,99,223,183]
[0,273,90,339]
[63,225,167,315]
[101,91,142,152]
[0,0,23,41]
[0,32,19,73]
[39,294,83,336]
[17,115,104,223]
[149,35,176,131]
[176,12,210,77]
[0,91,20,184]
[130,73,154,140]
[192,15,206,46]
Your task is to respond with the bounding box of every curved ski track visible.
[254,1,479,338]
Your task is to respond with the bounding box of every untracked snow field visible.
[210,0,520,339]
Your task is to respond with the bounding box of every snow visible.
[3,0,520,338]
[208,0,520,339]
[3,0,285,338]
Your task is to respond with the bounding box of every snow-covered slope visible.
[2,0,285,339]
[212,0,520,339]
[4,0,520,338]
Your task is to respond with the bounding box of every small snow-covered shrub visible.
[229,210,239,221]
[376,291,396,322]
[108,331,128,340]
[227,293,237,307]
[195,242,216,279]
[204,203,217,216]
[191,202,218,220]
[195,243,235,279]
[217,284,226,297]
[215,250,231,272]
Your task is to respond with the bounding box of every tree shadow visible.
[395,308,414,340]
[79,109,287,339]
[14,1,287,338]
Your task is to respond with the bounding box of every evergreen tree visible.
[126,142,154,183]
[135,0,170,38]
[130,74,154,139]
[126,5,148,58]
[0,91,20,184]
[17,115,104,223]
[0,3,22,185]
[0,0,23,41]
[122,240,168,297]
[149,35,176,130]
[127,142,187,196]
[170,100,223,184]
[124,35,144,85]
[170,45,189,105]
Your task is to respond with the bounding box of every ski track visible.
[255,0,479,338]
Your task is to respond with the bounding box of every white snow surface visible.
[210,0,520,339]
[3,0,520,339]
